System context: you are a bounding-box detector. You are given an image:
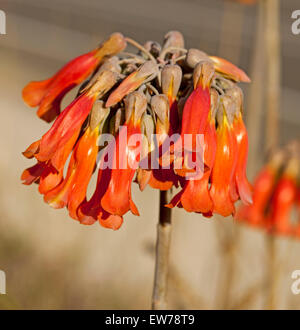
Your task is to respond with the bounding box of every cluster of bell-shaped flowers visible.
[21,31,252,230]
[236,141,300,238]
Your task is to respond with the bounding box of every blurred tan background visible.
[0,0,299,309]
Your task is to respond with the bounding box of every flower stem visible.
[125,37,156,63]
[263,0,281,310]
[152,190,172,310]
[265,234,278,310]
[264,0,280,152]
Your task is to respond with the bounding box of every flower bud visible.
[96,32,127,59]
[106,61,158,107]
[150,94,169,124]
[193,61,215,89]
[109,108,125,135]
[99,56,121,74]
[210,88,219,119]
[144,41,161,58]
[83,70,118,96]
[217,95,237,126]
[124,91,147,124]
[162,31,185,50]
[161,65,182,102]
[225,86,244,114]
[185,48,211,69]
[89,100,110,131]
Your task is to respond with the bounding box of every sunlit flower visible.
[22,33,126,122]
[21,31,252,229]
[101,92,146,216]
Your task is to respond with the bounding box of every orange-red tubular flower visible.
[78,160,123,230]
[168,90,218,212]
[101,92,147,216]
[210,105,238,217]
[22,33,126,122]
[21,161,48,185]
[180,62,214,152]
[295,190,300,237]
[105,61,158,107]
[209,56,251,83]
[269,159,299,235]
[35,71,117,170]
[232,112,253,205]
[21,127,81,194]
[181,114,217,213]
[269,175,297,236]
[161,64,182,134]
[44,125,99,217]
[148,169,178,191]
[235,165,276,226]
[148,94,179,190]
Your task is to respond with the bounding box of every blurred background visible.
[0,0,299,309]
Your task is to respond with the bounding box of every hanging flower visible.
[22,33,126,122]
[21,31,252,229]
[236,141,300,238]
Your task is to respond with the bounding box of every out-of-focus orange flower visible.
[269,174,298,235]
[22,33,126,122]
[236,165,276,226]
[236,142,300,238]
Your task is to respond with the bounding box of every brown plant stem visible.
[215,218,239,309]
[152,190,172,310]
[265,233,278,309]
[264,0,280,152]
[263,0,281,310]
[246,0,265,177]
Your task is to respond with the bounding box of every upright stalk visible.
[246,0,265,177]
[152,190,172,310]
[264,0,281,310]
[265,233,278,309]
[264,0,280,152]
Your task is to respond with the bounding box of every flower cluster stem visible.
[152,190,172,310]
